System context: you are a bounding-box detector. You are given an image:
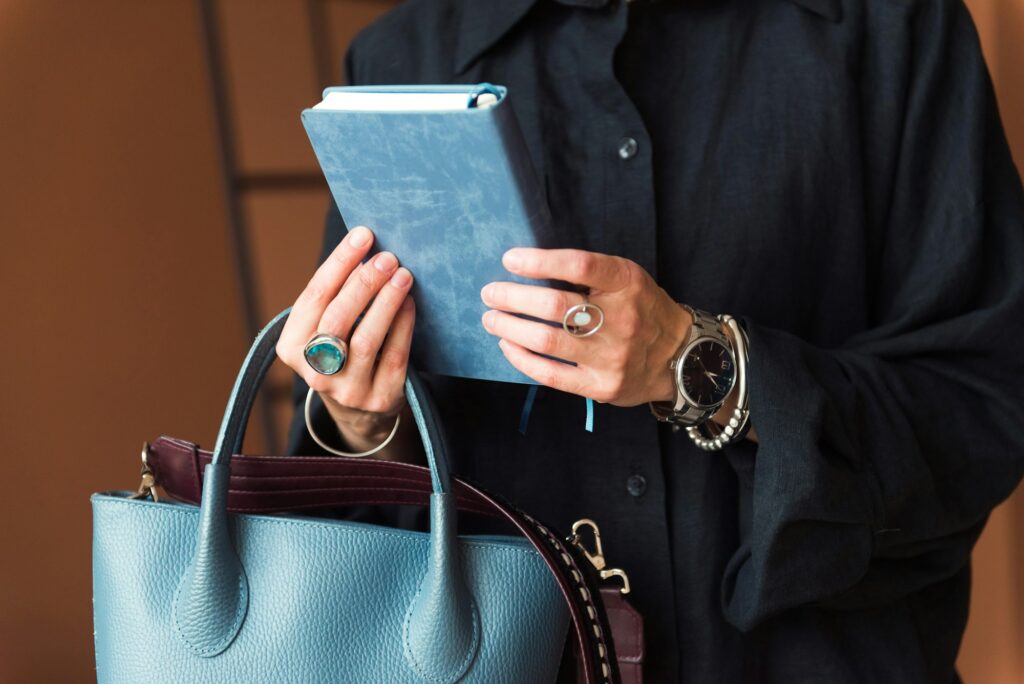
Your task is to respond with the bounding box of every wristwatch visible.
[649,305,737,427]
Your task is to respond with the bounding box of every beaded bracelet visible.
[686,316,751,451]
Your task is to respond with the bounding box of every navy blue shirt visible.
[289,0,1024,680]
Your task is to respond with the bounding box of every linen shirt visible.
[287,0,1024,680]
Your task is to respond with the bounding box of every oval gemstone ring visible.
[562,295,605,338]
[303,333,348,375]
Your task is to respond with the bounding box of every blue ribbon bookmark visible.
[518,387,595,434]
[518,385,539,435]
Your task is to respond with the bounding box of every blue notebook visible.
[301,84,556,384]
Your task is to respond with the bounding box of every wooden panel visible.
[323,0,402,84]
[959,2,1024,682]
[218,0,322,173]
[0,1,245,680]
[959,499,1022,683]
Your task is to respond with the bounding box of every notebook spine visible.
[489,101,556,249]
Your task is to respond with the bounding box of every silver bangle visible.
[303,387,401,458]
[686,316,751,451]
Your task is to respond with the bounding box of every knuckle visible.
[347,332,378,361]
[356,264,382,290]
[365,396,395,415]
[379,348,408,373]
[570,252,596,281]
[330,386,361,410]
[328,245,351,268]
[538,367,561,388]
[306,374,330,394]
[537,327,561,354]
[619,259,643,292]
[318,311,345,336]
[301,281,329,305]
[547,293,571,321]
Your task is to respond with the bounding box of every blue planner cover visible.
[301,84,556,384]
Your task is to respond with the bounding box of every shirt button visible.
[617,137,638,160]
[626,474,647,497]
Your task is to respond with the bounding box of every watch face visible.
[680,340,735,408]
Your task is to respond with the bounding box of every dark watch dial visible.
[680,340,735,408]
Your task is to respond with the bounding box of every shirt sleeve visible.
[720,0,1024,631]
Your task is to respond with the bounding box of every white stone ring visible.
[562,294,605,338]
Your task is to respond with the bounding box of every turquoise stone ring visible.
[303,333,347,375]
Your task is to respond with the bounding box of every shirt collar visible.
[454,0,841,75]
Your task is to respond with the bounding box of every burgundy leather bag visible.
[142,436,644,683]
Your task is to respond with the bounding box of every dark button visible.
[617,137,638,160]
[626,474,647,497]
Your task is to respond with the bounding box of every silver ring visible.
[562,295,605,338]
[303,333,348,375]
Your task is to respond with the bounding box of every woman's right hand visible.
[276,225,419,460]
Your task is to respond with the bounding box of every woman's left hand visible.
[481,248,692,406]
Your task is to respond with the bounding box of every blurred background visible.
[0,1,1020,681]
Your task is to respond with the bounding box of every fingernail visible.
[374,252,397,272]
[503,251,522,270]
[482,310,495,329]
[391,268,412,288]
[481,284,494,302]
[349,226,370,247]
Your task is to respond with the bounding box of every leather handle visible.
[174,309,477,680]
[209,309,454,492]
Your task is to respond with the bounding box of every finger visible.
[502,248,631,291]
[346,267,414,379]
[279,226,373,359]
[318,251,399,340]
[372,296,416,405]
[481,281,582,323]
[497,338,591,397]
[481,309,582,362]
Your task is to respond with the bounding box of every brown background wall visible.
[0,1,1019,682]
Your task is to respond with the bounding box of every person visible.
[277,0,1024,680]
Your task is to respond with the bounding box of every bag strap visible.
[148,437,621,684]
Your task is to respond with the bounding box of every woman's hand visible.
[276,226,419,459]
[480,248,692,407]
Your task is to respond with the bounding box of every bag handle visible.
[173,309,476,683]
[210,308,452,493]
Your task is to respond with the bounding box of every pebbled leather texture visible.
[170,464,248,657]
[301,85,559,384]
[92,493,567,683]
[148,436,626,684]
[92,309,572,683]
[402,494,480,683]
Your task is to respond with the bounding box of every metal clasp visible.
[129,442,159,502]
[569,518,631,595]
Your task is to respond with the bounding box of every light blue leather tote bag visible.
[91,309,616,683]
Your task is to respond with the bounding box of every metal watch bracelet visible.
[686,316,751,451]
